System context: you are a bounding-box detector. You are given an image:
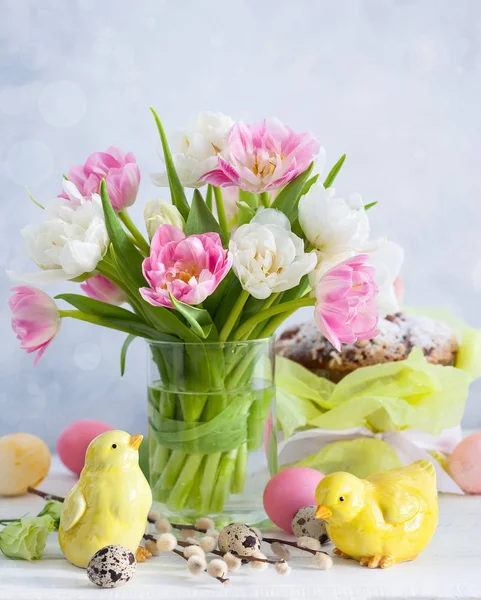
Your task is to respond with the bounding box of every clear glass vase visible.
[147,338,276,526]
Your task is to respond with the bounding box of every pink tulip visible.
[9,287,61,365]
[60,147,140,211]
[140,225,232,308]
[200,118,320,193]
[315,255,379,351]
[80,275,127,306]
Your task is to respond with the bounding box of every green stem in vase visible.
[210,449,238,513]
[199,452,222,513]
[158,450,187,490]
[231,442,248,494]
[167,454,204,510]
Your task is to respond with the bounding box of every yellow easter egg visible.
[0,433,51,496]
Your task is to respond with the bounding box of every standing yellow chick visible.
[58,430,152,568]
[315,459,438,568]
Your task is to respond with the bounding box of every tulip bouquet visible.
[8,109,401,518]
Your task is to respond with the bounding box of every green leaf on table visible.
[150,107,190,220]
[364,201,378,210]
[55,294,143,322]
[323,154,346,188]
[236,200,256,226]
[185,189,226,245]
[169,294,216,340]
[0,515,55,560]
[37,501,62,530]
[271,162,314,223]
[120,334,136,376]
[100,181,145,289]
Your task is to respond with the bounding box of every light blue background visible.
[1,0,480,448]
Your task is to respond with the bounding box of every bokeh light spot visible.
[6,140,54,186]
[74,343,102,371]
[38,80,87,128]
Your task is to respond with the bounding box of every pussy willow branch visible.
[26,488,323,564]
[27,487,65,503]
[143,534,228,584]
[263,536,328,557]
[147,515,206,534]
[232,552,285,565]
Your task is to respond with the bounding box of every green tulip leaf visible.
[120,334,136,376]
[271,162,314,223]
[323,154,346,188]
[185,189,226,245]
[150,107,190,220]
[169,294,216,340]
[55,294,142,322]
[0,515,55,561]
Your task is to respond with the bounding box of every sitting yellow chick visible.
[315,459,438,568]
[59,430,152,568]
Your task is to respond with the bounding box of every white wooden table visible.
[1,457,481,600]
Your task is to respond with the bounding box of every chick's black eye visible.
[112,444,117,449]
[339,496,345,502]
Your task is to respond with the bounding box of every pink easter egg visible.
[57,420,113,476]
[263,467,324,533]
[448,431,481,494]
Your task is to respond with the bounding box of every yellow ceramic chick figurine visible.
[58,430,152,568]
[315,459,438,568]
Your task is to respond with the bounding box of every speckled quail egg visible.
[218,523,261,557]
[292,505,330,545]
[87,545,137,588]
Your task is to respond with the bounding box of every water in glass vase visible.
[147,338,276,526]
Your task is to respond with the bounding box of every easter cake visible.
[276,313,458,382]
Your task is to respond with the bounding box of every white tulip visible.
[144,200,185,240]
[298,182,370,254]
[151,111,234,188]
[309,239,404,317]
[366,239,404,316]
[229,208,317,299]
[8,182,108,284]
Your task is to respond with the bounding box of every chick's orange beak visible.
[315,505,332,520]
[129,434,143,450]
